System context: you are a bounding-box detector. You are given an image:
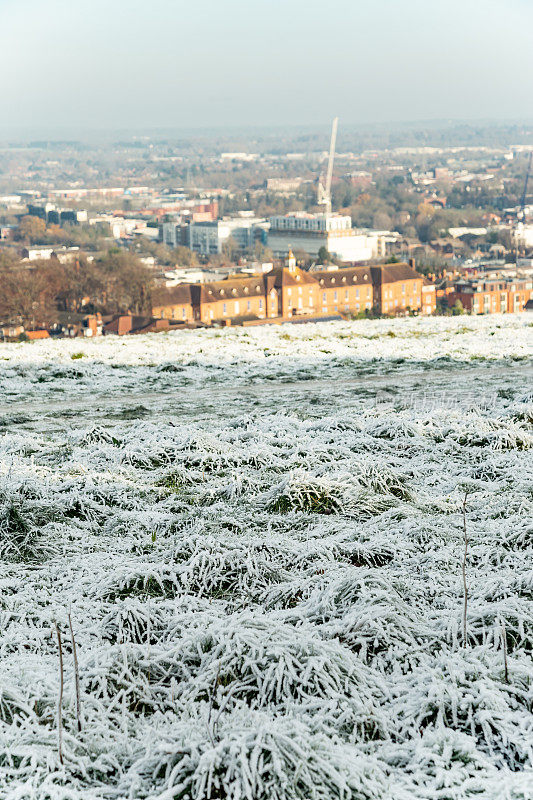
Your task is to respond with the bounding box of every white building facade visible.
[189,217,268,256]
[268,213,385,262]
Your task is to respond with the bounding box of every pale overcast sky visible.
[1,0,532,131]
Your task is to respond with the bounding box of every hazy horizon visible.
[1,0,532,131]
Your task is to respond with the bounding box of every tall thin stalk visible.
[461,492,469,649]
[55,623,64,765]
[68,613,82,732]
[501,618,509,682]
[207,663,221,746]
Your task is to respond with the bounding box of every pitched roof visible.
[310,266,372,288]
[151,284,194,306]
[268,266,318,288]
[197,277,265,303]
[370,263,422,285]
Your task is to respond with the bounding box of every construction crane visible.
[317,117,338,216]
[514,151,532,265]
[518,151,532,223]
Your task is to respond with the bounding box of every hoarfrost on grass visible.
[0,314,532,799]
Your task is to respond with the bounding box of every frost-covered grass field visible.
[1,314,532,799]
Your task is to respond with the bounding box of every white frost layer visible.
[1,314,532,368]
[0,315,531,799]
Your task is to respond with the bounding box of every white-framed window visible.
[234,301,240,314]
[247,300,251,311]
[355,288,359,299]
[259,298,263,310]
[223,303,227,314]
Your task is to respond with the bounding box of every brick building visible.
[422,279,437,315]
[193,277,266,324]
[150,259,437,326]
[151,284,196,323]
[370,263,434,315]
[312,267,373,315]
[448,278,533,314]
[265,254,320,317]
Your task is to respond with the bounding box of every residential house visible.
[370,263,429,314]
[448,278,533,314]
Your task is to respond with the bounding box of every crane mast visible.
[317,117,338,216]
[515,151,532,266]
[518,151,532,223]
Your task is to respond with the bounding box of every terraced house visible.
[448,278,533,314]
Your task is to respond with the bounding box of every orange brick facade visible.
[314,268,374,314]
[151,284,195,323]
[370,264,434,315]
[195,279,266,324]
[448,279,533,314]
[151,263,437,326]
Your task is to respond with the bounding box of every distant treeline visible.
[0,250,153,329]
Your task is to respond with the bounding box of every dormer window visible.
[319,279,324,285]
[331,278,335,284]
[244,287,249,294]
[342,276,346,283]
[232,288,237,295]
[220,289,225,296]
